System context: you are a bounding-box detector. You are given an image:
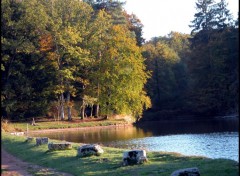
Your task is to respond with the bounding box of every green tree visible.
[141,32,194,119]
[188,0,238,116]
[1,0,151,121]
[143,41,180,110]
[188,28,239,115]
[89,25,151,119]
[1,0,50,119]
[189,0,217,34]
[81,10,112,118]
[189,0,234,34]
[215,0,234,28]
[40,0,93,121]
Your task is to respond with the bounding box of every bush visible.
[1,118,15,132]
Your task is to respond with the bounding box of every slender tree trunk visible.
[67,107,72,120]
[54,34,65,121]
[81,105,85,119]
[57,100,60,122]
[60,93,65,120]
[90,105,93,117]
[94,104,99,117]
[95,82,100,117]
[155,58,161,104]
[96,51,101,117]
[66,91,72,121]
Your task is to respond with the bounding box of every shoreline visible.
[28,123,134,133]
[26,115,239,133]
[2,131,239,176]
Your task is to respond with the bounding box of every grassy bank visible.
[2,118,129,132]
[2,132,238,176]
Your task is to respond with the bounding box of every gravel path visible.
[1,148,73,176]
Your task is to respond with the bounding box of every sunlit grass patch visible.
[7,119,129,132]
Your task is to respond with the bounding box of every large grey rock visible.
[77,144,104,157]
[122,150,148,166]
[171,167,200,176]
[36,137,49,146]
[48,142,72,150]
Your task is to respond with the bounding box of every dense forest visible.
[1,0,239,121]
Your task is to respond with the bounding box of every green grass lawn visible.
[2,132,239,176]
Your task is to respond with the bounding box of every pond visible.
[30,117,239,162]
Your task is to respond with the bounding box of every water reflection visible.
[31,126,153,144]
[135,118,239,136]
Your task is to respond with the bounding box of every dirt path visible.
[1,148,73,176]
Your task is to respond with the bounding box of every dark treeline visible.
[1,0,239,121]
[142,0,239,121]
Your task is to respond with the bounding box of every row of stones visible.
[25,136,200,175]
[26,137,147,166]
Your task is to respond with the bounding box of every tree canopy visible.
[1,0,150,120]
[1,0,238,121]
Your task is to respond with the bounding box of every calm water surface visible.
[31,118,239,162]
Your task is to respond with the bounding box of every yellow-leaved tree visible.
[87,24,151,120]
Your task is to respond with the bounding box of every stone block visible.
[36,137,49,146]
[77,144,104,157]
[122,149,148,166]
[10,132,24,136]
[171,167,200,176]
[48,142,72,150]
[26,137,34,142]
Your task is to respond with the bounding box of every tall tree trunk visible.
[90,105,93,117]
[81,105,85,119]
[95,82,100,117]
[94,104,99,117]
[66,91,72,121]
[96,51,101,117]
[155,58,161,105]
[60,93,65,120]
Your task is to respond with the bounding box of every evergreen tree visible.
[215,0,234,28]
[189,0,234,34]
[124,12,145,46]
[189,0,217,34]
[1,0,51,119]
[85,0,127,25]
[188,0,238,116]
